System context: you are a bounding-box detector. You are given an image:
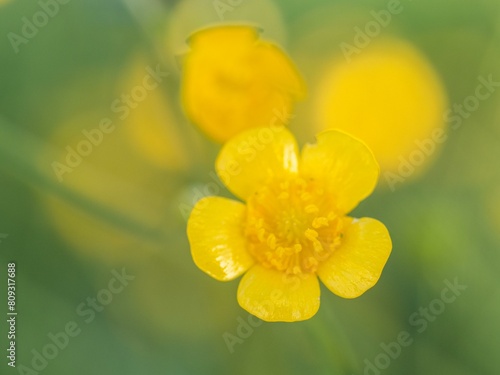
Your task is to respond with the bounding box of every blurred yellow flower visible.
[42,112,180,265]
[187,127,392,322]
[314,39,447,182]
[121,56,191,171]
[181,25,306,142]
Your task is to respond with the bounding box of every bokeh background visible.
[1,0,500,374]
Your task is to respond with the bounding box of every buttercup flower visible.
[181,25,306,142]
[314,39,447,179]
[187,127,392,322]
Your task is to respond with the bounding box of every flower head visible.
[187,127,392,322]
[314,39,447,179]
[181,25,306,142]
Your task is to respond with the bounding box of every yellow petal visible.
[254,41,306,100]
[301,129,379,214]
[237,264,320,322]
[318,217,392,299]
[216,127,299,201]
[187,197,254,281]
[181,25,305,142]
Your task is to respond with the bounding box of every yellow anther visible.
[305,228,319,241]
[305,204,319,214]
[312,217,329,228]
[313,240,324,253]
[267,234,276,249]
[293,243,302,253]
[286,246,298,255]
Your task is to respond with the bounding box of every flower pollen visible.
[245,176,343,275]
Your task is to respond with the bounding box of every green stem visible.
[307,305,360,375]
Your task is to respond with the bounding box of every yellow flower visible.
[187,127,392,322]
[181,25,306,142]
[314,39,447,179]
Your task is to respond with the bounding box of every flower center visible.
[244,176,343,275]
